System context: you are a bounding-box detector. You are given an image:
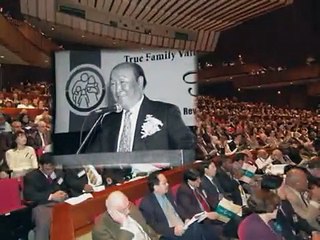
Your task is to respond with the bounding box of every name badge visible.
[57,177,64,185]
[202,189,207,198]
[77,170,86,178]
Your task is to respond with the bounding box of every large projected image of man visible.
[85,62,195,153]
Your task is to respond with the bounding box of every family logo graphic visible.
[65,65,106,113]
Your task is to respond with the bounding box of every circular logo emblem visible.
[65,64,106,114]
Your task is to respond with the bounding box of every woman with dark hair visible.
[5,130,38,177]
[238,189,282,240]
[18,112,33,130]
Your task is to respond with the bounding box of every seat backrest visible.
[133,197,143,207]
[170,183,181,200]
[0,178,25,215]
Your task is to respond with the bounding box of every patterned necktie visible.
[86,167,98,186]
[47,175,53,184]
[194,189,211,212]
[118,111,132,152]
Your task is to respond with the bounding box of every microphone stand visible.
[76,112,110,154]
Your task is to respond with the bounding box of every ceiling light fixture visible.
[0,55,4,59]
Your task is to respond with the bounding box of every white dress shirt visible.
[120,215,151,240]
[116,96,144,152]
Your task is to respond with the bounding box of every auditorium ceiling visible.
[198,0,320,92]
[18,0,292,52]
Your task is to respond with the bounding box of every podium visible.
[53,149,195,168]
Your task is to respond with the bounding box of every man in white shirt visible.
[92,191,160,240]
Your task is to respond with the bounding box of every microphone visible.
[94,104,123,114]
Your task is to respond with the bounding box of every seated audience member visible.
[199,160,225,209]
[0,113,11,133]
[17,98,35,109]
[271,149,292,165]
[5,130,38,177]
[260,175,305,240]
[32,97,40,108]
[282,168,320,231]
[214,156,243,205]
[11,92,20,106]
[38,99,46,110]
[238,189,282,240]
[233,152,249,168]
[92,191,160,240]
[18,112,33,130]
[140,170,209,240]
[34,108,52,124]
[0,92,4,106]
[23,153,68,240]
[307,159,320,178]
[64,165,103,197]
[4,99,14,107]
[0,120,23,150]
[176,168,218,221]
[28,121,51,157]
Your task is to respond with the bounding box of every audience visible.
[196,96,319,163]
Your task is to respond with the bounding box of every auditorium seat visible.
[0,178,33,240]
[170,183,181,199]
[0,178,25,214]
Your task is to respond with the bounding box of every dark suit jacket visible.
[28,131,51,150]
[276,200,308,240]
[0,132,14,152]
[201,176,221,210]
[139,192,182,238]
[215,168,242,205]
[176,183,210,220]
[23,169,66,205]
[85,96,195,153]
[63,168,89,197]
[92,203,160,240]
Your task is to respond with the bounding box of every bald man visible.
[92,191,160,240]
[283,168,320,230]
[85,62,195,153]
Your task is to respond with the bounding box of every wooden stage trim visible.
[0,108,44,120]
[51,165,188,240]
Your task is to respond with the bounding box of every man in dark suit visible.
[140,170,208,240]
[214,156,243,205]
[85,62,195,184]
[28,120,51,157]
[85,62,195,153]
[23,153,68,240]
[92,190,160,240]
[198,161,225,210]
[175,168,222,239]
